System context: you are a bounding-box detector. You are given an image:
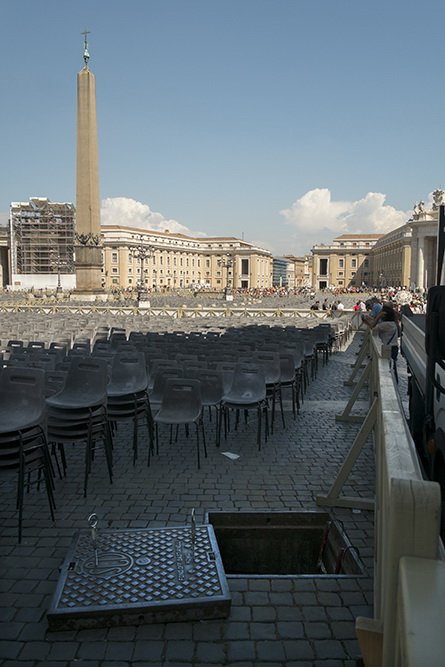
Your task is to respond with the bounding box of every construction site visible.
[9,197,76,290]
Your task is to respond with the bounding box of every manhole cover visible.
[47,525,231,629]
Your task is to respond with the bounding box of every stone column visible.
[402,242,411,288]
[74,66,104,296]
[417,236,425,291]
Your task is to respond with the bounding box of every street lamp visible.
[50,251,68,292]
[129,234,153,301]
[217,253,234,301]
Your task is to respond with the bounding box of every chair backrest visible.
[109,351,148,394]
[279,354,296,382]
[110,332,128,350]
[252,351,281,384]
[150,367,184,400]
[214,361,237,393]
[148,358,179,376]
[56,356,109,403]
[182,361,208,376]
[160,378,202,419]
[49,341,68,356]
[226,363,266,401]
[7,340,24,349]
[27,341,45,350]
[93,340,111,354]
[44,370,68,397]
[187,369,224,404]
[0,367,46,416]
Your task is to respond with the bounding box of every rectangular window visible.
[338,258,344,268]
[351,258,357,269]
[111,252,118,263]
[319,258,328,276]
[241,259,249,275]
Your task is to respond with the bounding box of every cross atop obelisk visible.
[73,30,105,299]
[81,29,90,68]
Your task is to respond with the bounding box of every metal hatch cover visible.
[47,524,231,630]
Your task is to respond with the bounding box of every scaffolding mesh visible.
[11,198,75,275]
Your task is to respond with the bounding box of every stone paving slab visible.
[0,332,378,665]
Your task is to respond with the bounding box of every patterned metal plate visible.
[47,525,231,629]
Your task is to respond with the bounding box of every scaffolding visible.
[10,198,75,276]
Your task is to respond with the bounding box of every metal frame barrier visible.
[0,302,353,320]
[317,330,443,667]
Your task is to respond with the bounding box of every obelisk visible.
[73,31,104,298]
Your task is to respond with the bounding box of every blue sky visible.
[1,0,444,255]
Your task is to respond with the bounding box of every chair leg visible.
[132,415,138,465]
[291,383,297,420]
[103,429,113,485]
[264,402,269,442]
[195,422,201,469]
[132,395,138,464]
[278,384,285,428]
[155,422,160,455]
[256,404,262,450]
[216,406,222,447]
[201,416,207,458]
[82,411,94,498]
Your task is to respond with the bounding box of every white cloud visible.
[280,188,410,254]
[101,197,206,237]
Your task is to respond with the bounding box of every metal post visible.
[218,253,234,301]
[129,234,153,303]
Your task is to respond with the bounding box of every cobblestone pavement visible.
[0,333,376,666]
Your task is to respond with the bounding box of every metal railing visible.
[317,329,444,666]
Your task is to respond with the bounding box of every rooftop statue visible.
[432,189,445,210]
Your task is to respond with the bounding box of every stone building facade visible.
[283,255,313,288]
[311,234,383,290]
[369,189,445,290]
[101,226,272,291]
[3,204,273,292]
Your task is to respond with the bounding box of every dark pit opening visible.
[207,511,363,576]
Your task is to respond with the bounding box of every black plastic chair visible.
[46,357,112,497]
[107,351,154,464]
[154,378,206,469]
[222,362,268,450]
[0,367,55,542]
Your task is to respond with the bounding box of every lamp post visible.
[50,251,68,292]
[129,234,153,303]
[217,253,234,300]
